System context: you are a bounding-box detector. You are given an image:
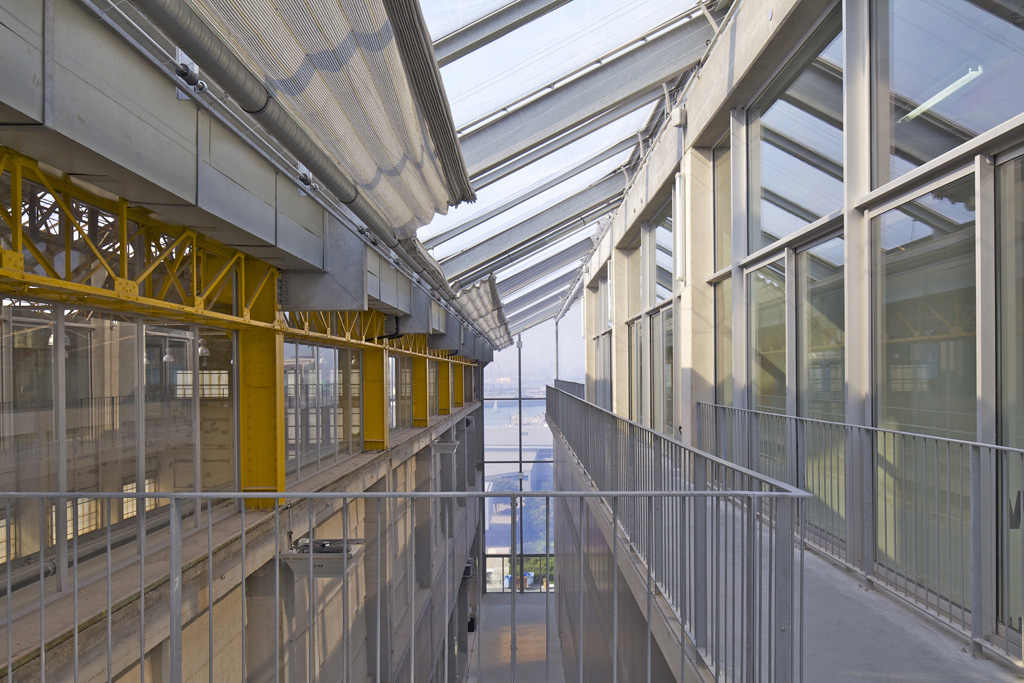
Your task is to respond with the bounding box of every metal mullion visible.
[54,311,68,593]
[975,152,998,640]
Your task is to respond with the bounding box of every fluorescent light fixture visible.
[900,67,983,123]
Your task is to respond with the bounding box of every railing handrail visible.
[553,387,810,496]
[698,400,1024,456]
[0,489,803,500]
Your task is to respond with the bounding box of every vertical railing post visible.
[969,444,985,646]
[774,497,795,682]
[168,497,183,683]
[693,458,707,652]
[793,417,804,489]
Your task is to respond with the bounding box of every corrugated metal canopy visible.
[186,0,475,239]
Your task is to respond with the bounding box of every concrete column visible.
[244,560,280,683]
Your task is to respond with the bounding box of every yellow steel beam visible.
[438,359,452,415]
[363,347,388,450]
[453,362,464,407]
[239,327,285,507]
[412,355,428,428]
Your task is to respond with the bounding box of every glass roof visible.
[417,0,714,335]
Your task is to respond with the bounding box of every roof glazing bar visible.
[423,134,636,249]
[452,204,613,288]
[471,90,656,188]
[441,174,625,279]
[433,0,572,67]
[502,270,577,314]
[508,299,563,335]
[458,11,715,177]
[496,235,594,297]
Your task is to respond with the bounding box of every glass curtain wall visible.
[714,137,732,272]
[0,300,240,591]
[715,278,733,405]
[284,341,362,482]
[797,236,846,543]
[482,320,562,593]
[997,153,1024,631]
[873,174,976,610]
[747,12,843,253]
[749,260,787,414]
[871,0,1024,187]
[649,306,673,436]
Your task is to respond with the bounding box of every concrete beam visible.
[459,14,714,177]
[429,315,463,352]
[496,234,594,297]
[400,286,435,334]
[279,215,366,310]
[441,173,624,279]
[433,0,572,67]
[423,134,635,249]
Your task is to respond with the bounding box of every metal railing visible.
[696,402,1024,662]
[548,387,810,682]
[552,380,585,399]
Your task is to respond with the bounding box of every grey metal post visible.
[577,496,584,683]
[693,460,707,651]
[54,311,68,592]
[969,445,984,646]
[169,498,183,683]
[511,492,517,682]
[774,497,795,682]
[843,0,874,574]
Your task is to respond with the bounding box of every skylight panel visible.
[440,0,686,128]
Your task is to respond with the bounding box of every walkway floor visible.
[464,550,1021,682]
[465,592,565,683]
[802,549,1020,682]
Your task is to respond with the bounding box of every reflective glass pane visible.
[876,175,976,439]
[997,155,1024,630]
[798,237,845,421]
[197,327,234,491]
[749,261,786,413]
[65,313,137,498]
[748,13,843,252]
[714,136,732,272]
[144,325,193,500]
[715,278,733,405]
[872,0,1024,186]
[1,303,56,499]
[798,237,846,545]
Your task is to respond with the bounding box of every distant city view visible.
[483,305,584,398]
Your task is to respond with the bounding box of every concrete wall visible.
[0,0,329,271]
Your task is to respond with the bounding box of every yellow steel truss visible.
[0,147,476,366]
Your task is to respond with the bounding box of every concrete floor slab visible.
[465,592,566,683]
[802,549,1021,682]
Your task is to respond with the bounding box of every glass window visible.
[872,0,1024,187]
[627,320,643,423]
[144,325,193,502]
[1,303,57,500]
[749,260,787,414]
[714,136,732,272]
[798,237,845,421]
[715,278,733,406]
[997,154,1024,632]
[748,12,843,253]
[999,155,1024,448]
[875,174,976,439]
[650,202,673,305]
[65,312,138,494]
